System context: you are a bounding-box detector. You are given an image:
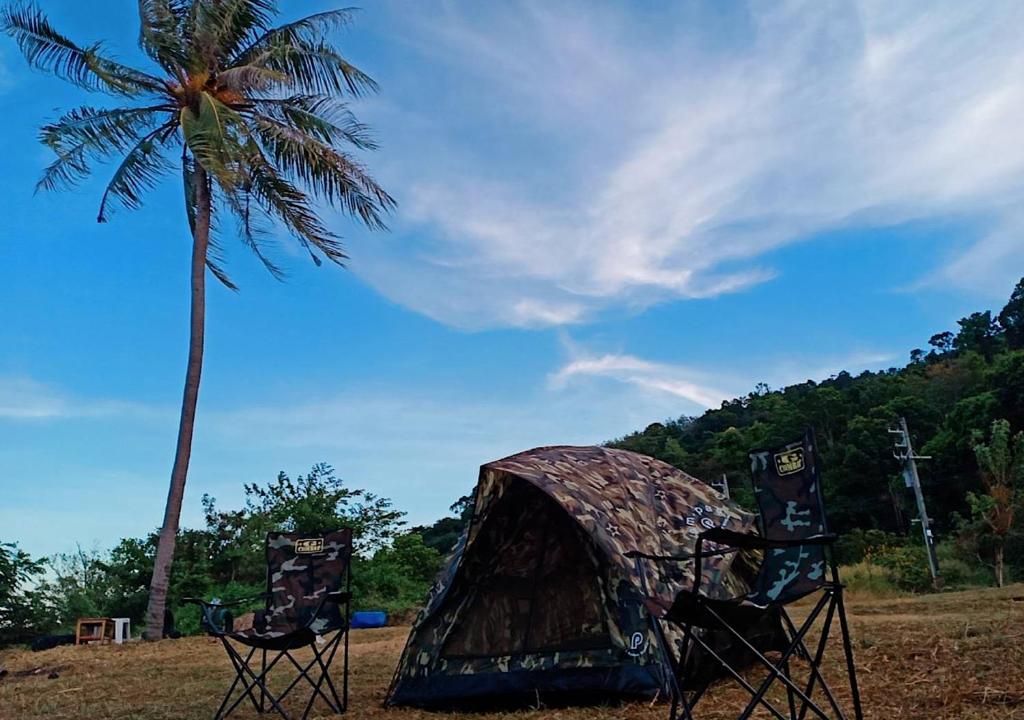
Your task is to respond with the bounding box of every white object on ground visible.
[113,618,131,644]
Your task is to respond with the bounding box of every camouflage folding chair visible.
[636,431,863,720]
[185,530,353,720]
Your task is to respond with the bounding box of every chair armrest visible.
[624,550,693,561]
[182,594,270,637]
[182,592,270,608]
[698,528,837,549]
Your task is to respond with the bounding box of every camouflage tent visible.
[385,445,764,709]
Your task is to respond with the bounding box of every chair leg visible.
[343,623,350,712]
[675,623,698,720]
[783,656,798,720]
[314,632,346,712]
[789,593,846,720]
[702,598,835,720]
[298,635,344,720]
[260,648,267,713]
[834,587,864,720]
[218,644,293,720]
[214,642,256,719]
[216,641,276,719]
[684,632,791,720]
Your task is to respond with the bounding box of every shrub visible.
[872,544,934,592]
[833,528,905,565]
[839,560,903,597]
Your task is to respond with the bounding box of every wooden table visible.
[75,617,115,645]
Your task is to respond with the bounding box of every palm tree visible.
[2,0,395,639]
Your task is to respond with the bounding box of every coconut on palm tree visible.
[2,0,395,639]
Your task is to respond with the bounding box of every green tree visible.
[411,493,474,555]
[3,1,395,639]
[354,532,443,613]
[970,419,1023,587]
[240,463,407,552]
[0,541,50,645]
[954,311,1004,360]
[999,278,1024,349]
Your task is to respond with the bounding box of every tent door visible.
[440,484,610,658]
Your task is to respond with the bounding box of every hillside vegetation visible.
[611,278,1024,586]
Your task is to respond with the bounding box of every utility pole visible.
[712,473,730,500]
[889,417,940,586]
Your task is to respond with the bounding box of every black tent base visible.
[387,665,662,711]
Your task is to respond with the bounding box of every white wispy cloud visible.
[0,376,164,421]
[550,354,731,409]
[549,346,898,410]
[356,0,1024,328]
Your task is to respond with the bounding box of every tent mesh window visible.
[441,483,610,658]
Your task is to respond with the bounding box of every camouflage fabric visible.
[233,530,352,641]
[386,446,760,706]
[748,433,828,606]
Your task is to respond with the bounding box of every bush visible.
[872,544,935,592]
[351,532,443,615]
[833,529,905,565]
[839,560,903,597]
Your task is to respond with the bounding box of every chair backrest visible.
[264,529,353,634]
[747,431,829,606]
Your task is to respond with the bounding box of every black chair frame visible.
[629,459,864,720]
[185,545,352,720]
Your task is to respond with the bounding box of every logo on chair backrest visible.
[774,448,805,476]
[627,631,648,657]
[295,538,324,554]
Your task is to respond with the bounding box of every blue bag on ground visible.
[351,611,387,629]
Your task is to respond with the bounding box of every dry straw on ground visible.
[1,585,1021,720]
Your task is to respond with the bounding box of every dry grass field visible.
[1,585,1022,720]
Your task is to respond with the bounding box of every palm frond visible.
[205,218,241,289]
[216,63,286,92]
[217,180,285,280]
[36,105,168,192]
[205,251,239,290]
[185,150,240,289]
[250,95,377,150]
[193,0,275,70]
[36,145,90,194]
[180,91,244,191]
[97,121,178,222]
[231,9,358,64]
[182,149,198,236]
[40,105,170,153]
[250,39,377,96]
[250,113,394,229]
[2,2,165,95]
[242,143,345,265]
[137,0,189,74]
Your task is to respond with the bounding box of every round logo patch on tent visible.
[626,631,648,657]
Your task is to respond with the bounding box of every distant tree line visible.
[0,465,448,645]
[4,281,1023,645]
[611,278,1024,587]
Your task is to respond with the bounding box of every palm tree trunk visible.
[144,164,211,640]
[995,542,1005,588]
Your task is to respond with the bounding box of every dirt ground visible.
[1,584,1022,720]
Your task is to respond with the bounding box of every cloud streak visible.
[550,354,730,409]
[356,0,1024,328]
[0,376,164,421]
[549,346,898,411]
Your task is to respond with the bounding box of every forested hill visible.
[610,278,1024,537]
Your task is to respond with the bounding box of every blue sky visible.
[3,1,1024,559]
